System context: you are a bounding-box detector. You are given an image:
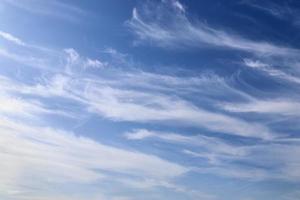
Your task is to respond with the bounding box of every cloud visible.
[126,0,299,56]
[125,130,300,181]
[125,129,245,157]
[0,118,187,180]
[1,27,299,199]
[240,0,290,19]
[0,116,188,199]
[0,66,193,199]
[240,0,300,28]
[84,58,107,69]
[84,86,273,139]
[64,48,80,63]
[125,128,300,181]
[0,47,61,73]
[170,0,185,12]
[221,99,300,116]
[0,31,25,46]
[64,48,107,73]
[220,58,300,118]
[0,48,44,66]
[0,94,75,119]
[17,73,273,139]
[0,75,192,196]
[2,0,87,22]
[243,59,300,84]
[125,129,155,140]
[0,45,272,140]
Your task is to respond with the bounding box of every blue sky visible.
[0,0,300,199]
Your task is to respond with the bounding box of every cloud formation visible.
[0,31,25,46]
[125,129,300,181]
[127,0,298,56]
[2,0,86,22]
[1,0,300,199]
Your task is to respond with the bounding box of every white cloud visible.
[243,59,300,84]
[0,117,187,180]
[125,129,155,140]
[127,0,299,56]
[84,58,107,69]
[0,48,49,70]
[2,69,272,139]
[64,48,107,73]
[0,72,190,198]
[221,99,300,116]
[2,0,86,22]
[0,45,276,146]
[188,142,300,181]
[243,59,269,68]
[241,0,296,22]
[0,46,273,141]
[173,1,185,12]
[64,48,80,63]
[2,2,300,198]
[1,31,298,197]
[0,95,73,119]
[0,31,25,46]
[0,116,188,199]
[0,77,80,120]
[85,86,273,139]
[0,74,196,198]
[125,129,245,156]
[126,128,300,181]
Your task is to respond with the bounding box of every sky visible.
[0,0,300,199]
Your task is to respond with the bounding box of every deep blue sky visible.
[0,0,300,200]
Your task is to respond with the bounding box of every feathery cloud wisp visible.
[0,31,25,46]
[127,0,298,56]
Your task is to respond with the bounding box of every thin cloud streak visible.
[0,31,26,46]
[1,15,300,199]
[125,129,300,181]
[125,129,246,156]
[221,99,300,116]
[0,117,188,199]
[127,0,299,56]
[243,59,300,84]
[9,72,273,139]
[0,41,275,140]
[2,0,87,22]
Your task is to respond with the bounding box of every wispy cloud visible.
[240,0,291,19]
[84,86,272,139]
[0,31,25,46]
[126,0,299,56]
[1,17,300,199]
[125,129,246,157]
[240,0,300,30]
[0,118,187,181]
[221,99,300,116]
[84,58,108,69]
[0,67,193,199]
[0,43,274,140]
[64,48,108,72]
[125,129,300,181]
[0,118,189,200]
[218,59,300,117]
[2,0,87,22]
[10,72,272,139]
[0,94,74,119]
[191,141,300,181]
[0,48,53,70]
[243,59,300,84]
